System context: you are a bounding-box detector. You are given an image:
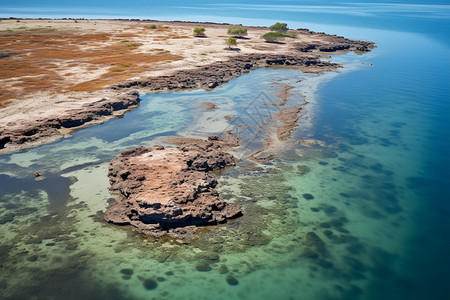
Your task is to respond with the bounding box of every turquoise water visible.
[1,2,450,300]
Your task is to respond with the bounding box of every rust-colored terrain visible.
[0,21,186,108]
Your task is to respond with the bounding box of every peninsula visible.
[0,18,374,154]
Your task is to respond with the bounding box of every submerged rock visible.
[195,262,212,272]
[226,274,239,285]
[104,136,242,238]
[302,193,314,200]
[143,278,158,290]
[120,268,134,276]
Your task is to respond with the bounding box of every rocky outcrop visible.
[104,136,242,238]
[293,29,376,53]
[111,53,339,92]
[0,91,140,152]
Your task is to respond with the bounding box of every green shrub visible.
[148,24,158,29]
[262,32,285,43]
[193,26,206,37]
[227,25,247,37]
[284,31,297,38]
[226,37,237,49]
[269,22,288,33]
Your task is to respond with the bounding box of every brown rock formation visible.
[111,53,339,92]
[293,29,376,53]
[104,136,242,238]
[0,91,140,152]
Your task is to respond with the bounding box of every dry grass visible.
[0,27,184,106]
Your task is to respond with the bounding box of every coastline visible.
[0,18,374,154]
[1,5,449,298]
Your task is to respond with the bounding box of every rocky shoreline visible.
[0,26,374,154]
[0,54,333,154]
[111,53,339,92]
[104,135,242,238]
[0,91,140,153]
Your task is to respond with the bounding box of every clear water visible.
[1,2,450,300]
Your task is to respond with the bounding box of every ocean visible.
[0,1,449,299]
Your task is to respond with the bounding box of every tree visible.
[262,32,285,43]
[226,37,237,49]
[227,25,247,38]
[193,26,206,37]
[269,22,288,33]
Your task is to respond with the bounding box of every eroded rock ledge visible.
[112,53,339,92]
[104,136,242,238]
[0,91,140,153]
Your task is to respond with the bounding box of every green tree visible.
[262,32,285,43]
[226,37,237,49]
[227,25,247,37]
[193,26,206,37]
[269,22,288,33]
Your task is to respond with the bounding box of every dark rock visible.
[226,275,239,285]
[143,278,158,290]
[302,193,314,200]
[195,262,212,272]
[320,222,331,228]
[120,268,134,276]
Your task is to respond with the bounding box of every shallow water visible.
[1,4,450,300]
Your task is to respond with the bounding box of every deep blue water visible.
[0,1,449,300]
[1,0,449,43]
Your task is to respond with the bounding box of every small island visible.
[105,135,242,238]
